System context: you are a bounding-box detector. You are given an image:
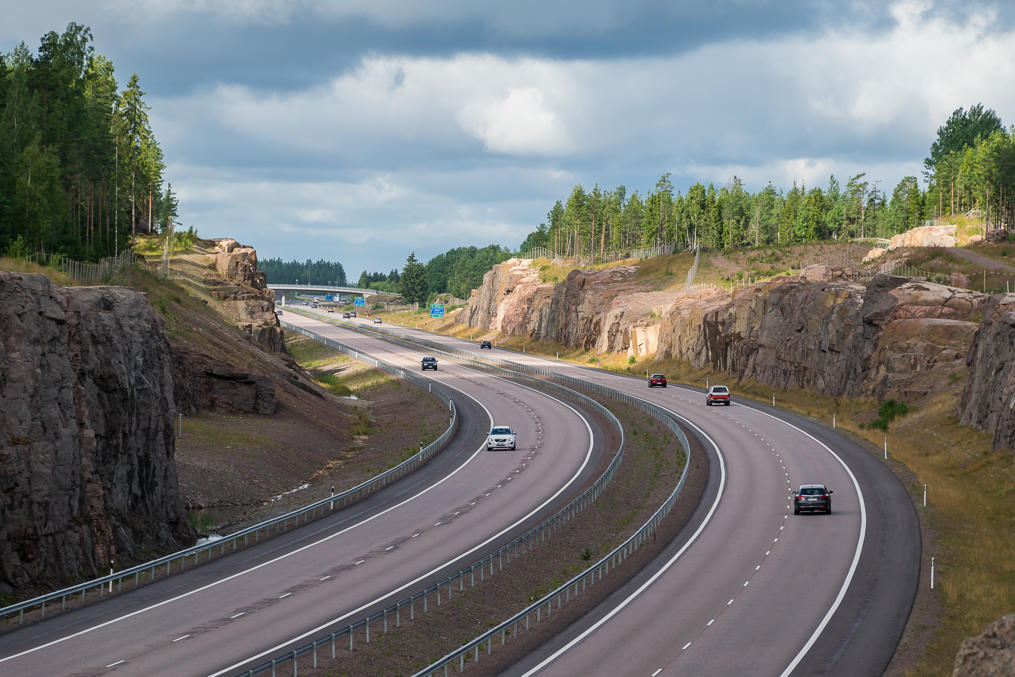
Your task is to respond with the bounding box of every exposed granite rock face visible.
[0,272,195,594]
[171,347,276,416]
[888,224,956,249]
[959,295,1015,450]
[209,238,284,353]
[465,260,985,403]
[953,614,1015,676]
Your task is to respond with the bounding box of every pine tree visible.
[400,251,428,305]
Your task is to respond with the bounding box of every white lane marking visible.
[727,599,734,606]
[106,660,125,668]
[521,404,726,676]
[682,642,692,650]
[385,546,394,551]
[353,560,365,565]
[320,576,330,581]
[412,533,420,538]
[173,635,189,643]
[213,348,598,677]
[278,593,292,599]
[652,669,663,677]
[0,361,500,666]
[434,521,442,526]
[707,619,714,626]
[231,612,245,619]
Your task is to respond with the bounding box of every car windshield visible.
[490,427,512,435]
[712,386,728,394]
[651,374,665,379]
[423,357,435,362]
[799,487,826,495]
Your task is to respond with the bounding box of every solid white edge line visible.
[208,325,597,676]
[520,404,727,677]
[0,331,497,666]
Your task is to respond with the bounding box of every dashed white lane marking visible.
[173,635,190,642]
[682,642,692,650]
[230,612,245,619]
[385,546,394,551]
[727,599,734,606]
[743,581,750,588]
[106,660,125,668]
[434,521,442,526]
[412,533,420,538]
[707,619,715,626]
[652,669,663,677]
[354,560,365,565]
[319,576,330,581]
[278,593,292,599]
[755,565,761,571]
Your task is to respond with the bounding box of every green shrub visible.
[869,398,910,430]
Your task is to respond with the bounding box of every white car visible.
[486,425,516,451]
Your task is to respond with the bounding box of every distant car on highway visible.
[421,356,438,371]
[648,373,667,388]
[374,317,382,324]
[342,312,351,318]
[480,340,492,350]
[327,307,334,313]
[275,309,283,315]
[486,425,516,450]
[706,385,731,406]
[350,311,357,317]
[794,484,833,514]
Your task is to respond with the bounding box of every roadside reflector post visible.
[178,413,183,439]
[884,436,888,460]
[330,486,335,510]
[109,561,114,592]
[930,556,935,589]
[772,393,775,407]
[832,412,836,429]
[923,483,927,507]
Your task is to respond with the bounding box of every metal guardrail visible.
[237,312,629,676]
[0,330,458,629]
[239,312,691,677]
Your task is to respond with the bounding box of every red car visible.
[648,373,667,388]
[706,385,731,405]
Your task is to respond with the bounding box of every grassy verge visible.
[371,310,1012,674]
[299,394,694,676]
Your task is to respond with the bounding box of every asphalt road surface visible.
[0,315,607,676]
[353,316,921,677]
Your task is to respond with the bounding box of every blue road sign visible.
[430,303,445,318]
[354,296,365,307]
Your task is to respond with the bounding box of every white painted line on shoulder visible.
[106,660,126,668]
[231,612,245,619]
[354,560,365,565]
[278,593,292,599]
[385,546,394,551]
[682,642,692,650]
[727,598,734,606]
[320,576,330,581]
[707,618,715,626]
[652,669,663,677]
[173,634,190,642]
[412,533,420,538]
[743,581,750,587]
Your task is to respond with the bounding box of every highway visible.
[343,315,920,677]
[0,316,608,676]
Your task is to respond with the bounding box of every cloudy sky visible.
[4,1,1015,276]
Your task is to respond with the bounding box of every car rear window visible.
[799,487,826,495]
[651,374,665,378]
[712,387,728,393]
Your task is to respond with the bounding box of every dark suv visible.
[793,484,833,514]
[421,356,438,371]
[480,340,492,350]
[648,373,667,388]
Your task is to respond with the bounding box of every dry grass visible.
[372,304,1015,674]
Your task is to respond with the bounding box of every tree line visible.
[0,23,174,262]
[521,104,1014,258]
[260,257,348,286]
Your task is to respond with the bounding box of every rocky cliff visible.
[467,260,985,402]
[0,272,195,594]
[208,238,285,353]
[959,294,1015,451]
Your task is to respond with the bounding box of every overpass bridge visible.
[267,283,386,305]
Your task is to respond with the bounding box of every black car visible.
[793,484,833,514]
[480,340,492,349]
[421,356,438,371]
